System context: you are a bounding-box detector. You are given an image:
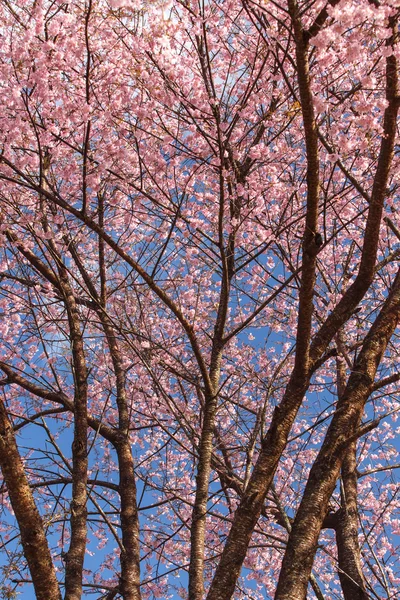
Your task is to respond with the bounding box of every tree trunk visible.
[275,268,400,600]
[335,353,368,599]
[0,397,61,600]
[336,443,369,600]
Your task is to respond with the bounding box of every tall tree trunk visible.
[335,353,368,599]
[207,0,320,594]
[57,266,88,600]
[336,442,369,600]
[67,215,142,600]
[115,439,142,600]
[189,391,218,600]
[275,268,400,600]
[0,396,62,600]
[206,8,398,598]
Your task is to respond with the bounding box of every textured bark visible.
[189,234,232,599]
[335,353,368,599]
[206,9,398,599]
[206,375,309,600]
[288,0,320,381]
[103,323,141,600]
[4,202,142,599]
[275,268,400,600]
[102,317,141,600]
[115,439,142,600]
[188,83,238,595]
[0,8,396,597]
[68,227,142,600]
[0,398,62,600]
[336,442,369,600]
[58,266,89,600]
[36,159,89,599]
[189,391,218,600]
[12,155,217,597]
[207,0,320,595]
[0,245,142,599]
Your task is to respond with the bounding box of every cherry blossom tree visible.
[0,0,399,599]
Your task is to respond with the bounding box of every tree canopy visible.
[0,0,399,599]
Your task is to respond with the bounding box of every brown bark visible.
[67,225,142,600]
[1,223,144,599]
[189,390,218,600]
[304,0,342,42]
[57,266,89,600]
[335,351,368,599]
[115,439,141,600]
[2,219,143,599]
[8,154,90,597]
[270,488,326,600]
[275,268,400,600]
[0,8,396,597]
[102,323,141,600]
[0,397,62,600]
[189,192,233,599]
[207,0,320,595]
[336,442,369,600]
[188,55,239,593]
[23,170,218,595]
[100,314,141,600]
[206,9,398,599]
[206,375,309,600]
[0,353,141,600]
